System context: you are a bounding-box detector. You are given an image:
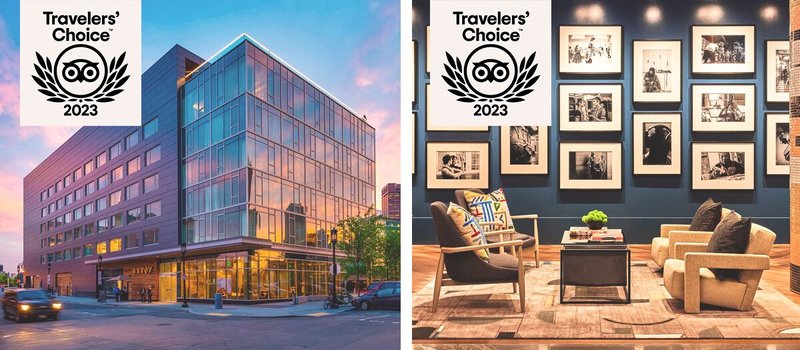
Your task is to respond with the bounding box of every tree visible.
[383,230,400,281]
[337,207,384,294]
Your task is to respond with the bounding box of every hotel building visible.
[22,35,376,302]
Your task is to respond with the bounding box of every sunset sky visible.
[0,0,399,273]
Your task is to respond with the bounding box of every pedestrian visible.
[146,286,152,304]
[121,287,128,302]
[139,287,146,303]
[113,286,120,302]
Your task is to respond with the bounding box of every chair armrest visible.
[483,229,515,238]
[673,243,708,260]
[477,221,504,227]
[660,224,691,238]
[440,240,524,254]
[510,214,538,219]
[668,231,714,260]
[684,253,770,271]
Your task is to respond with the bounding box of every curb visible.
[186,307,357,318]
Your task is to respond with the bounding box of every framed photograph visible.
[691,25,755,75]
[765,40,789,103]
[559,25,623,74]
[691,84,755,132]
[412,40,418,104]
[692,143,754,190]
[632,40,681,103]
[559,84,622,132]
[412,112,417,174]
[632,113,681,175]
[425,84,488,131]
[426,26,430,74]
[500,126,548,174]
[426,142,489,189]
[559,142,622,190]
[766,113,790,175]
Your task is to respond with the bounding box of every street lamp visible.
[16,264,20,288]
[47,262,51,295]
[96,255,103,302]
[180,243,188,308]
[330,227,338,308]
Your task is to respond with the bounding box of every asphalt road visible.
[0,301,400,349]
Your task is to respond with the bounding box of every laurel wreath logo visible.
[442,51,540,103]
[32,51,130,103]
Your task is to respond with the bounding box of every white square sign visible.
[429,0,551,127]
[20,0,141,126]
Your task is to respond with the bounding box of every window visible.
[125,131,139,149]
[73,168,82,181]
[109,238,122,252]
[63,175,71,188]
[96,241,107,254]
[56,180,62,192]
[83,243,94,256]
[127,157,140,175]
[125,182,139,200]
[96,151,107,168]
[124,233,139,249]
[73,208,82,220]
[144,174,159,193]
[143,229,159,245]
[145,145,161,166]
[84,222,95,236]
[84,203,94,216]
[74,188,83,201]
[145,201,161,218]
[64,249,71,260]
[41,190,47,202]
[84,160,94,175]
[96,197,108,212]
[97,174,109,190]
[73,227,81,240]
[72,246,81,259]
[110,190,122,206]
[110,142,122,159]
[111,166,124,183]
[111,213,123,228]
[85,181,96,195]
[64,192,73,205]
[64,212,72,223]
[97,218,109,233]
[126,208,141,224]
[144,117,159,138]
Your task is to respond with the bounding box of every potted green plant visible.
[582,210,608,230]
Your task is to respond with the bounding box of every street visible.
[0,301,400,349]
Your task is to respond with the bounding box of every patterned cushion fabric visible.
[446,202,489,261]
[463,188,515,230]
[689,197,723,231]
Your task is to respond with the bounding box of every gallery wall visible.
[412,0,791,244]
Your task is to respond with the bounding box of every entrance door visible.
[55,273,73,296]
[158,262,177,302]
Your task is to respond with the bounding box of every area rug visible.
[411,261,800,339]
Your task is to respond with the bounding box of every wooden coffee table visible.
[559,229,631,304]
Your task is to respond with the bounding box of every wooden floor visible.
[412,244,800,306]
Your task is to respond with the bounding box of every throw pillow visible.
[688,197,722,231]
[446,202,489,261]
[705,212,752,280]
[463,188,515,231]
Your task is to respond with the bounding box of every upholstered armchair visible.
[454,189,540,267]
[429,202,526,313]
[651,208,734,268]
[662,221,776,314]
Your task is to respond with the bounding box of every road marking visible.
[307,312,331,317]
[79,311,101,315]
[204,312,231,317]
[359,314,391,321]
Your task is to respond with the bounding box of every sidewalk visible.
[58,296,355,318]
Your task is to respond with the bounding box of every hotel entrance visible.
[55,273,72,296]
[159,261,178,302]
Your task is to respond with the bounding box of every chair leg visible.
[534,246,540,268]
[432,253,444,313]
[517,245,526,313]
[512,282,517,294]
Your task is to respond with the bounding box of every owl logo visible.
[61,59,101,83]
[471,59,510,83]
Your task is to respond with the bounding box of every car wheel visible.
[359,301,370,311]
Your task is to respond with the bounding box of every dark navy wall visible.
[412,0,790,245]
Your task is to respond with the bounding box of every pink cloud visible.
[357,102,400,206]
[350,2,400,94]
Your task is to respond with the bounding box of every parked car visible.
[2,289,62,322]
[352,287,400,310]
[363,281,400,295]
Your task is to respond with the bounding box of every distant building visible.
[381,183,400,221]
[384,219,400,236]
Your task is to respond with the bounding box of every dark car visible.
[2,289,62,322]
[352,287,400,311]
[363,281,400,295]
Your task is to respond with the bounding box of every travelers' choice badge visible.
[20,0,141,126]
[429,0,551,127]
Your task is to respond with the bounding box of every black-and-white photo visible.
[775,49,789,93]
[567,34,613,65]
[509,126,540,165]
[700,93,746,122]
[643,122,672,165]
[435,151,481,180]
[568,93,612,122]
[641,49,672,93]
[569,151,612,180]
[775,122,790,166]
[701,35,745,63]
[700,152,745,181]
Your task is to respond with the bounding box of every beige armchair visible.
[651,208,734,268]
[662,222,776,314]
